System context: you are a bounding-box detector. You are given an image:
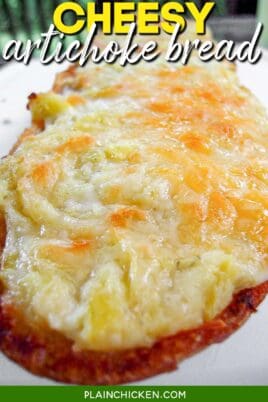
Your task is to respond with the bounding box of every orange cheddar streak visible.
[67,95,86,106]
[31,161,58,188]
[180,133,211,154]
[56,135,94,154]
[110,208,146,228]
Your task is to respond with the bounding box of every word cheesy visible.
[53,1,215,35]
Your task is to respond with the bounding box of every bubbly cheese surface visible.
[1,39,268,351]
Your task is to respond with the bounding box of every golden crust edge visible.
[1,277,267,385]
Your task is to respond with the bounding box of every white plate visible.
[0,55,268,386]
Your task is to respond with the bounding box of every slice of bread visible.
[1,33,268,384]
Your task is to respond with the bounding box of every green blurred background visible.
[0,0,266,60]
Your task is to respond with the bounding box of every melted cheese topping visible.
[1,39,268,351]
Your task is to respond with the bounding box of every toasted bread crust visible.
[1,66,268,385]
[0,272,267,384]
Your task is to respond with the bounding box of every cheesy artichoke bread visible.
[0,33,268,384]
